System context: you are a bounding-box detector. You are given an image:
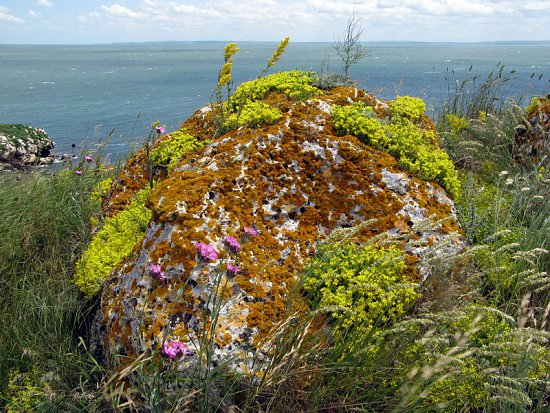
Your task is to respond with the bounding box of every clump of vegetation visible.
[0,124,50,143]
[302,237,419,332]
[332,97,460,197]
[211,39,322,135]
[229,70,320,107]
[73,188,151,297]
[0,165,114,411]
[151,130,205,170]
[224,100,282,129]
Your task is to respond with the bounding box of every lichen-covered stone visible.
[95,84,463,376]
[514,95,550,167]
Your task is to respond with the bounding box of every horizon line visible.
[2,39,550,47]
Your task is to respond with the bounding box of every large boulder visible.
[514,95,550,167]
[0,124,55,169]
[93,83,463,375]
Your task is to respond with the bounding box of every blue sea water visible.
[1,41,549,160]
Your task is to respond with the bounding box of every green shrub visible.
[302,242,419,332]
[229,70,320,109]
[332,101,460,197]
[388,96,426,121]
[151,130,205,170]
[0,124,49,143]
[73,188,151,297]
[224,100,282,129]
[5,366,46,413]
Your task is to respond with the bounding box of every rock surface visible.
[0,124,56,169]
[95,86,463,374]
[514,95,550,167]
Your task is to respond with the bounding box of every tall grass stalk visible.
[0,163,116,411]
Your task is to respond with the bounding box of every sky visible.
[0,0,549,44]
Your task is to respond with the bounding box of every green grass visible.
[0,161,116,412]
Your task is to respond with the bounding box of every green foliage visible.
[90,177,113,203]
[73,188,151,297]
[224,100,282,129]
[388,95,426,121]
[151,130,205,170]
[332,100,460,197]
[392,307,548,412]
[0,124,49,143]
[212,39,296,136]
[446,113,470,132]
[302,242,419,331]
[229,70,320,109]
[5,366,52,413]
[0,166,114,410]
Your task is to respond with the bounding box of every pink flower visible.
[84,155,93,162]
[243,226,258,237]
[224,236,242,252]
[227,263,241,276]
[74,170,82,176]
[155,125,165,134]
[148,264,167,281]
[194,242,219,261]
[162,340,192,359]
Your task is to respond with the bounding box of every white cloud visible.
[0,6,22,22]
[28,10,41,17]
[78,11,101,23]
[82,1,550,42]
[101,4,143,19]
[36,0,54,7]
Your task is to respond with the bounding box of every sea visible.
[1,41,549,160]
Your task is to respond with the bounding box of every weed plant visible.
[0,159,116,411]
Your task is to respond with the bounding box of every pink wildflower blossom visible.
[227,263,241,276]
[162,340,192,359]
[74,170,82,176]
[84,155,93,162]
[155,125,165,134]
[224,236,242,252]
[243,226,258,237]
[148,264,167,281]
[194,242,219,261]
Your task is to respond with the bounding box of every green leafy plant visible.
[302,230,420,333]
[73,188,151,297]
[332,99,460,197]
[151,130,205,170]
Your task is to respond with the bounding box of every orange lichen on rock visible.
[95,85,463,374]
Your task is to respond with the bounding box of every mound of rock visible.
[514,95,550,167]
[0,124,55,169]
[92,82,463,376]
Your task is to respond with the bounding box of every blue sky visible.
[1,0,549,44]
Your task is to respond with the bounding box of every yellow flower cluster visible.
[73,189,151,297]
[302,242,419,332]
[332,99,460,197]
[151,130,205,170]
